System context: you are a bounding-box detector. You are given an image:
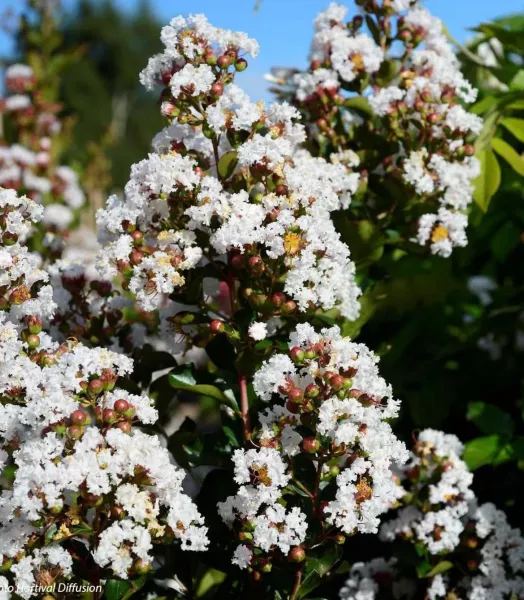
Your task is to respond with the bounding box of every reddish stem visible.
[239,372,251,443]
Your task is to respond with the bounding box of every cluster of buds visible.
[46,260,144,352]
[269,0,482,257]
[218,323,408,577]
[1,60,85,261]
[0,189,208,598]
[339,429,524,599]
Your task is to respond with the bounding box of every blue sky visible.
[1,0,523,100]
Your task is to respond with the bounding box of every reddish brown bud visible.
[248,255,265,274]
[217,55,230,69]
[116,420,132,434]
[288,387,304,403]
[330,374,345,391]
[67,425,83,440]
[210,319,225,333]
[271,292,286,308]
[231,254,246,269]
[114,399,130,414]
[290,347,305,362]
[305,384,320,398]
[282,300,297,314]
[131,230,144,244]
[211,82,224,96]
[71,410,88,426]
[103,408,116,424]
[302,436,320,454]
[88,379,104,395]
[288,546,306,563]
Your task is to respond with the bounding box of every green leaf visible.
[464,435,505,470]
[473,148,501,211]
[490,221,521,262]
[467,402,515,436]
[509,437,524,460]
[416,561,432,578]
[168,366,239,410]
[471,95,499,115]
[343,95,373,117]
[510,69,524,91]
[491,137,524,176]
[500,118,524,142]
[423,561,454,578]
[365,15,381,45]
[196,568,227,597]
[105,580,131,600]
[297,545,342,598]
[217,151,238,180]
[44,523,58,545]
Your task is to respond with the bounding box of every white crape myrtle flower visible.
[359,428,524,600]
[339,558,397,600]
[93,519,153,579]
[0,189,209,585]
[232,545,253,570]
[10,548,72,599]
[309,5,384,83]
[248,321,267,341]
[224,324,408,568]
[0,576,9,600]
[140,13,259,91]
[415,208,468,257]
[98,16,362,321]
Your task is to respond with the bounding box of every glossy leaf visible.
[500,117,524,142]
[473,148,501,211]
[491,137,524,175]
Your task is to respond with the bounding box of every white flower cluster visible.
[96,14,362,321]
[220,323,407,570]
[0,64,85,257]
[297,3,384,100]
[0,189,208,595]
[139,13,259,91]
[339,428,524,600]
[367,3,481,256]
[380,429,475,553]
[282,1,482,258]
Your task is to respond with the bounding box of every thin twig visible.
[290,565,304,600]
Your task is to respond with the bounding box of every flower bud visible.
[248,255,265,275]
[210,320,225,333]
[217,55,231,69]
[88,378,104,396]
[302,437,320,454]
[305,384,320,398]
[67,425,83,440]
[103,408,116,424]
[71,410,88,426]
[231,254,246,269]
[288,387,304,403]
[271,292,286,308]
[290,347,305,362]
[211,82,224,96]
[235,58,248,71]
[288,546,306,563]
[114,399,130,414]
[26,334,40,350]
[116,421,132,434]
[282,300,297,314]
